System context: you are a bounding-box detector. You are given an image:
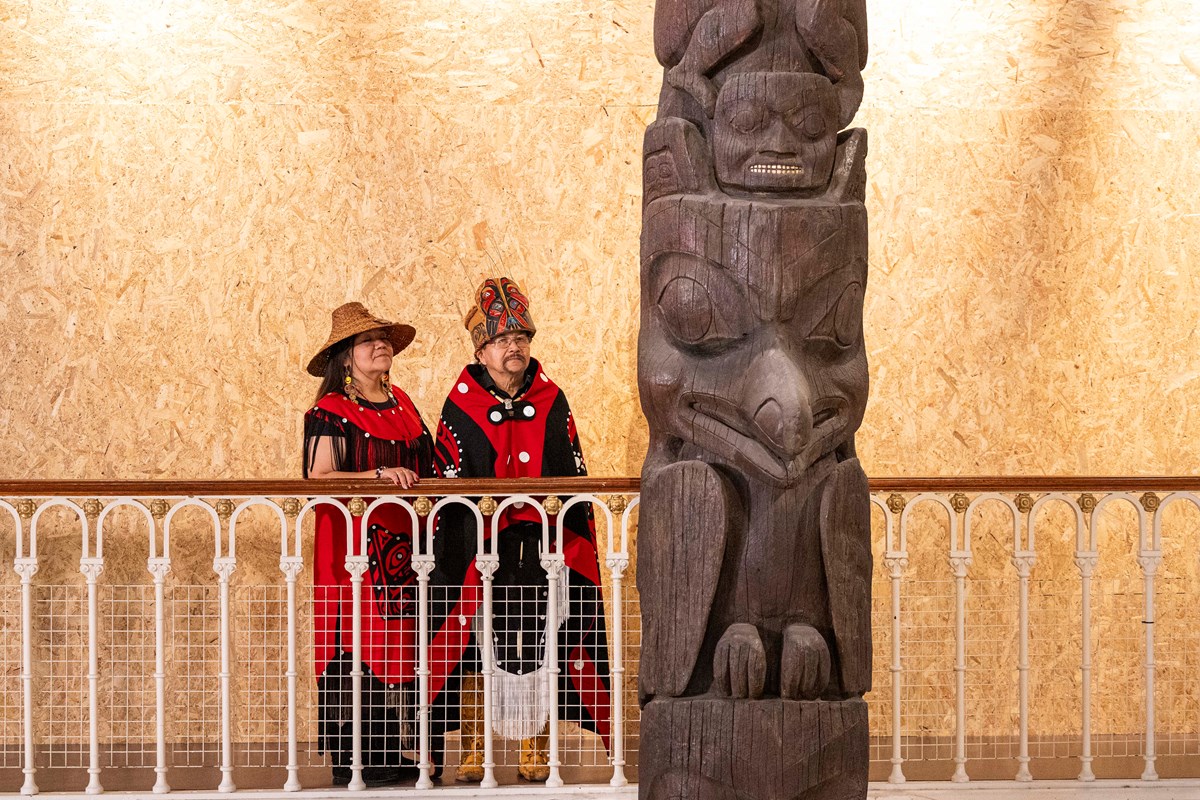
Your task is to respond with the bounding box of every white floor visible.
[35,780,1200,799]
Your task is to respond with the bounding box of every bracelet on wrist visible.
[375,466,383,479]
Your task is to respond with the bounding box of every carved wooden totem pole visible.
[637,2,871,799]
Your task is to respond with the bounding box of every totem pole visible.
[637,2,871,799]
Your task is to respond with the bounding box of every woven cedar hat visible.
[464,276,537,350]
[306,302,416,377]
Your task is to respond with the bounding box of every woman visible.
[303,301,434,787]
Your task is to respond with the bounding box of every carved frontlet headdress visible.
[464,276,537,350]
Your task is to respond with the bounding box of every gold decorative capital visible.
[281,498,301,518]
[543,496,563,516]
[1014,493,1034,514]
[478,496,497,517]
[215,499,235,520]
[16,500,35,520]
[149,499,170,519]
[887,493,906,514]
[413,496,433,517]
[950,493,969,514]
[1140,492,1160,513]
[1077,493,1097,513]
[606,494,628,515]
[348,497,367,517]
[83,499,103,520]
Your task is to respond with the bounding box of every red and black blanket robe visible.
[303,388,435,691]
[428,359,612,751]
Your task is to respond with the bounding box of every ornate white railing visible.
[0,478,638,795]
[870,477,1200,785]
[2,477,1200,795]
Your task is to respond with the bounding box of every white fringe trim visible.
[491,666,551,740]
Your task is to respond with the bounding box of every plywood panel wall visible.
[3,0,1198,480]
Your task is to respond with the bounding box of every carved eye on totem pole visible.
[639,201,867,488]
[712,71,841,194]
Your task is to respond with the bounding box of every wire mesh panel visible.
[234,584,290,768]
[35,585,89,769]
[964,512,1020,767]
[866,509,896,775]
[1027,503,1084,767]
[33,583,87,770]
[0,586,22,768]
[102,584,156,768]
[1155,500,1200,764]
[616,588,641,776]
[169,583,220,767]
[1090,503,1146,766]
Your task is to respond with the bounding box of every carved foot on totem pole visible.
[640,697,869,800]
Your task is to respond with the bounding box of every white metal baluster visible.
[1076,493,1098,782]
[543,550,565,789]
[477,545,499,790]
[81,553,104,795]
[1012,549,1036,781]
[146,498,172,795]
[214,551,237,793]
[346,498,368,792]
[881,493,907,784]
[281,552,303,792]
[15,510,38,799]
[949,546,970,783]
[412,532,435,791]
[148,554,171,794]
[608,497,636,788]
[1138,541,1161,781]
[1076,547,1098,782]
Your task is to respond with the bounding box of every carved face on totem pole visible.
[712,72,841,193]
[640,198,867,488]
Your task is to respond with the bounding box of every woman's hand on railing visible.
[377,467,420,489]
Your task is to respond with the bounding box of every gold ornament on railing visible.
[1140,492,1160,513]
[543,495,563,516]
[83,499,102,520]
[1014,493,1034,514]
[281,498,301,518]
[215,499,235,520]
[16,500,35,519]
[413,497,433,517]
[348,497,367,517]
[478,496,497,516]
[1077,493,1097,513]
[148,499,169,519]
[950,493,969,513]
[887,493,906,514]
[606,494,628,515]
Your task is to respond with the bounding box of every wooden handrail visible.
[0,475,1198,497]
[0,477,641,498]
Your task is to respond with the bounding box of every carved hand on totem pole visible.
[638,1,870,798]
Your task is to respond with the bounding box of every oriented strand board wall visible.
[1,0,1198,479]
[1,0,1200,779]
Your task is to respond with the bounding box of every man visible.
[430,276,611,782]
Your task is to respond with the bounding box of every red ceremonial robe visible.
[304,388,434,687]
[428,359,612,750]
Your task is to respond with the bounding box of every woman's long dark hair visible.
[313,337,354,404]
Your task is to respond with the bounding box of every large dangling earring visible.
[344,368,359,405]
[381,371,391,400]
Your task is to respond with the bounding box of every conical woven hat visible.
[306,302,416,377]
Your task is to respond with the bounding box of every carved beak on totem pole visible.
[712,72,841,194]
[639,200,868,488]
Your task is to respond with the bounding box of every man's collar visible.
[467,358,539,399]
